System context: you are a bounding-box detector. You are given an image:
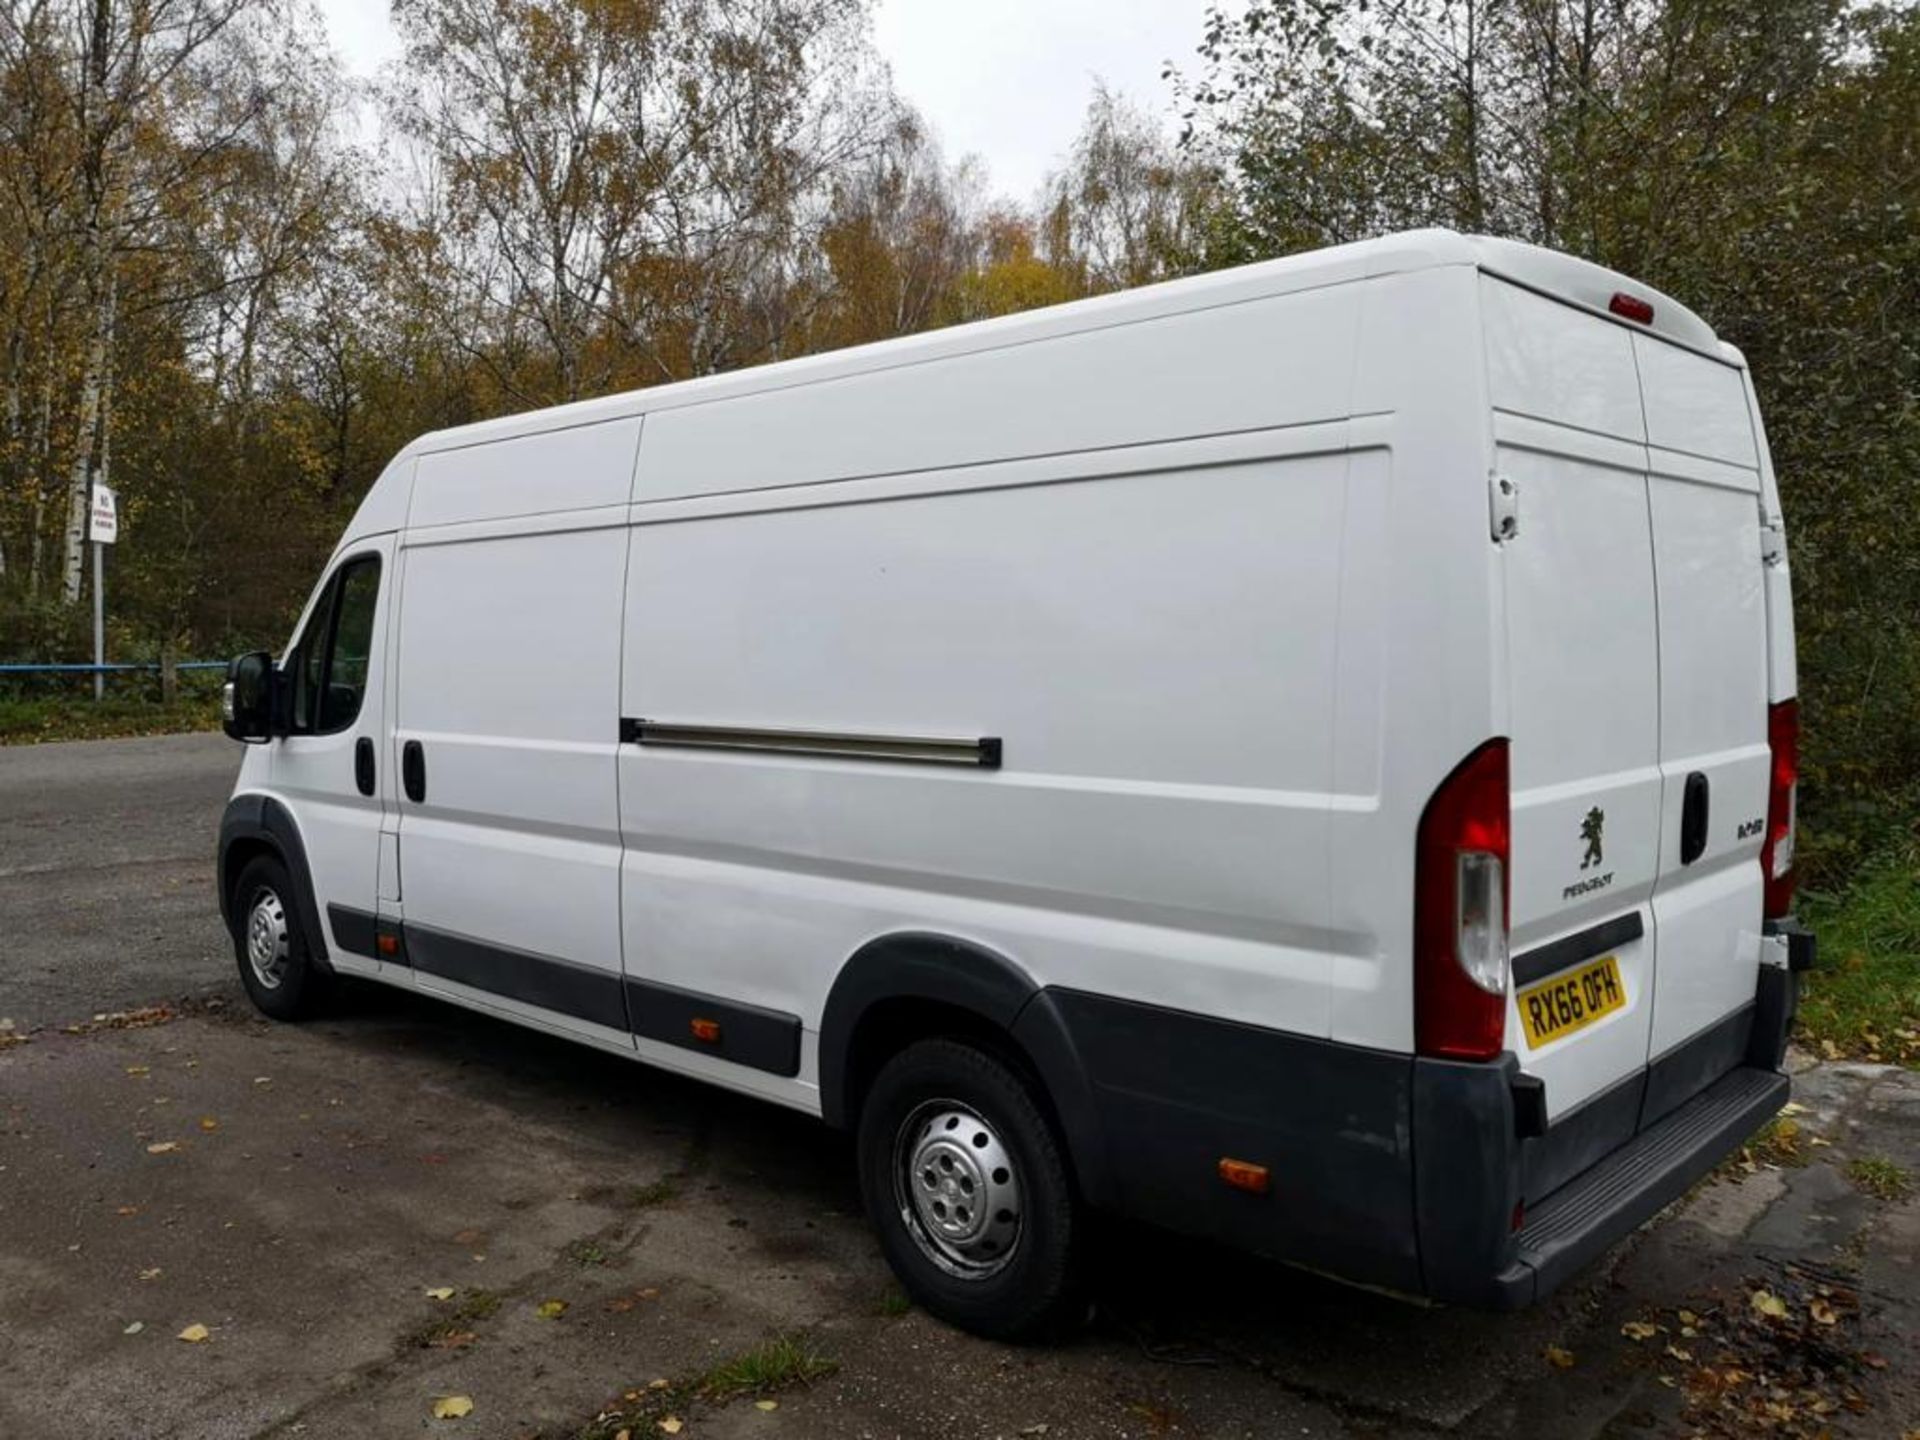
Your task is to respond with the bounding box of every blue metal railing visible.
[0,661,227,674]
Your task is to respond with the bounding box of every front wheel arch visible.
[217,794,333,974]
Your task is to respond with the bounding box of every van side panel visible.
[635,286,1361,502]
[392,519,632,1045]
[1326,266,1502,1053]
[617,448,1348,1049]
[409,418,641,529]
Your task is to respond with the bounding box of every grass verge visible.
[1846,1155,1912,1202]
[565,1333,837,1439]
[1796,850,1920,1068]
[0,692,221,744]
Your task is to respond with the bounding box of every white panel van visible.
[216,230,1815,1338]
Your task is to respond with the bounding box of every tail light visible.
[1415,740,1511,1061]
[1762,700,1799,918]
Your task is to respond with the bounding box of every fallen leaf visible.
[452,1228,484,1245]
[1544,1345,1575,1369]
[648,1378,671,1391]
[658,1420,683,1436]
[1780,1101,1807,1116]
[123,1321,144,1335]
[429,1331,477,1350]
[145,1142,179,1155]
[177,1323,210,1343]
[199,1117,219,1132]
[126,1065,150,1077]
[431,1395,474,1420]
[536,1298,568,1320]
[1621,1321,1658,1341]
[616,1431,631,1440]
[755,1399,778,1412]
[1751,1289,1789,1320]
[253,1076,271,1085]
[139,1267,162,1281]
[1810,1298,1838,1325]
[116,1205,139,1217]
[425,1287,455,1301]
[1665,1344,1693,1362]
[1677,1308,1699,1325]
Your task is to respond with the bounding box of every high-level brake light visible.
[1415,740,1511,1061]
[1608,292,1655,324]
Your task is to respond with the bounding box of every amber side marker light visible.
[1218,1158,1271,1195]
[376,934,399,957]
[1608,291,1655,324]
[689,1017,722,1044]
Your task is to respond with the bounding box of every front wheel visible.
[856,1037,1083,1340]
[229,855,329,1021]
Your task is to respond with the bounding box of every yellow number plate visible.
[1517,955,1626,1049]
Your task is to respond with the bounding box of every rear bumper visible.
[1417,957,1798,1309]
[1483,1064,1788,1306]
[1039,942,1800,1310]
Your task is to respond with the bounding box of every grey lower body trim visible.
[406,923,629,1032]
[355,918,803,1077]
[327,904,379,960]
[624,976,802,1076]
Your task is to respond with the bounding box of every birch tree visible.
[54,0,256,603]
[385,0,894,403]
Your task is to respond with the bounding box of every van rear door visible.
[1634,336,1771,1109]
[1484,279,1662,1151]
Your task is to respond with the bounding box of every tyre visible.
[856,1037,1083,1340]
[229,854,330,1021]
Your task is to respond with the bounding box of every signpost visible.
[87,482,117,701]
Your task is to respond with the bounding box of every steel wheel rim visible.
[892,1099,1022,1279]
[245,889,292,991]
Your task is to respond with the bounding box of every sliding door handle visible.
[402,739,426,803]
[354,737,376,797]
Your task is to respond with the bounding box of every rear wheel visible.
[230,855,329,1021]
[856,1037,1082,1340]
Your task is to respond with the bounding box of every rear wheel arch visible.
[819,933,1114,1207]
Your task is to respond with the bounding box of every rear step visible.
[1494,1065,1788,1307]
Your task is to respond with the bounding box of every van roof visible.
[373,227,1725,484]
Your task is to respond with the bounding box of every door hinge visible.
[1760,520,1786,566]
[1489,473,1520,543]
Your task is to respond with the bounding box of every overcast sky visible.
[314,0,1218,203]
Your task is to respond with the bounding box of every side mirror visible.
[223,651,276,743]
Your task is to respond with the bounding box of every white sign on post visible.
[88,482,118,544]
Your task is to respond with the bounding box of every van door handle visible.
[354,737,376,797]
[402,740,426,803]
[1680,771,1710,865]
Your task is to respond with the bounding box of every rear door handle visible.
[1680,771,1710,865]
[402,739,426,803]
[354,737,376,797]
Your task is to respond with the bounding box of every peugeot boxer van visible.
[217,229,1814,1338]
